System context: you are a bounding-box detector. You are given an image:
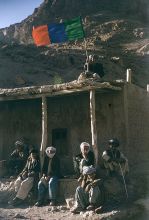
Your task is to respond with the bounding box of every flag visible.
[32,17,85,46]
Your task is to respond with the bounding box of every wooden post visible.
[90,90,99,166]
[147,84,149,92]
[40,95,48,169]
[86,62,89,72]
[126,69,132,83]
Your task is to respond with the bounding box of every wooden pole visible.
[90,90,99,166]
[40,95,48,169]
[84,38,89,59]
[84,38,89,73]
[126,69,132,83]
[147,84,149,92]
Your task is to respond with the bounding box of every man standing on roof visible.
[84,54,105,79]
[78,54,105,82]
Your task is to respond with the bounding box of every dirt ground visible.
[0,205,119,220]
[0,178,147,220]
[0,177,116,220]
[0,178,106,219]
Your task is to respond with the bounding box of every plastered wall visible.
[0,98,42,160]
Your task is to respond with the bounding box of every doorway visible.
[52,128,68,156]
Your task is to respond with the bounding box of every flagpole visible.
[84,38,89,72]
[84,38,88,58]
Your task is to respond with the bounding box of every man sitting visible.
[102,138,129,177]
[35,146,61,207]
[7,140,29,177]
[73,142,95,177]
[71,165,103,213]
[9,149,40,206]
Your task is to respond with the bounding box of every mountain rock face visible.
[0,0,149,88]
[0,0,149,44]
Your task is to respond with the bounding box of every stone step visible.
[58,178,78,200]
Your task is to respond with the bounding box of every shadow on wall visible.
[133,174,149,220]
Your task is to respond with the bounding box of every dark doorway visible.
[52,128,68,156]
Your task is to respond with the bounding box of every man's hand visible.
[85,183,92,192]
[91,179,101,187]
[78,174,84,183]
[28,172,35,177]
[19,171,27,180]
[41,174,50,182]
[18,174,23,180]
[75,156,81,162]
[45,176,50,182]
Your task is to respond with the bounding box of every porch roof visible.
[0,79,122,101]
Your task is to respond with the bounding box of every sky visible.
[0,0,44,28]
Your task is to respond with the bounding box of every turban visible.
[83,165,96,175]
[80,142,90,153]
[15,140,24,147]
[45,146,56,158]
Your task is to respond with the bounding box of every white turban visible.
[83,165,96,175]
[80,142,90,153]
[15,140,24,147]
[45,146,56,158]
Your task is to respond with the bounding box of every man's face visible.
[17,145,23,152]
[82,146,89,155]
[109,144,113,148]
[88,173,96,180]
[110,145,118,150]
[48,149,56,155]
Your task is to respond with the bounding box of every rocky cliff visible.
[0,0,148,88]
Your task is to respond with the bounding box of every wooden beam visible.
[90,89,99,166]
[0,81,121,101]
[40,95,48,169]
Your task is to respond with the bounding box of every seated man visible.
[102,138,129,176]
[9,149,40,206]
[8,140,29,176]
[71,165,103,213]
[73,142,95,177]
[35,146,61,207]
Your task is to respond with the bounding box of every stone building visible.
[0,79,148,180]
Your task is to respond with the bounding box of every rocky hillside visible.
[0,0,149,88]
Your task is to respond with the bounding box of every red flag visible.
[32,25,51,46]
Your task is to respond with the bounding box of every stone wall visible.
[95,90,127,154]
[126,84,149,172]
[126,84,149,199]
[45,91,125,174]
[0,84,148,178]
[0,90,124,174]
[0,98,42,160]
